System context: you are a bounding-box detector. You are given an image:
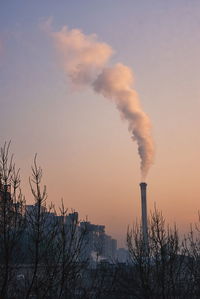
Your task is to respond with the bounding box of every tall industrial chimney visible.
[140,182,148,251]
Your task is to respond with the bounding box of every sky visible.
[0,0,200,246]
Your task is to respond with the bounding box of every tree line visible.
[0,142,199,299]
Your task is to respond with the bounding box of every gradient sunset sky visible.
[0,0,200,246]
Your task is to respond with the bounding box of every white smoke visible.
[93,64,154,178]
[52,26,113,85]
[51,26,154,178]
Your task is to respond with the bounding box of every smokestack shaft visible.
[140,182,148,251]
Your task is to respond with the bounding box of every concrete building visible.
[80,221,117,262]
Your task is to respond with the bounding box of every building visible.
[80,220,117,262]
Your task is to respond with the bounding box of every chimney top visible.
[140,182,147,187]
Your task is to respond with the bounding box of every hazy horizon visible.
[1,0,200,246]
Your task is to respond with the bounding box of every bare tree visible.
[182,213,200,298]
[53,204,88,298]
[22,155,59,298]
[21,156,89,299]
[126,207,185,299]
[2,143,200,299]
[0,142,25,298]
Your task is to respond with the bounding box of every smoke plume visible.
[52,26,113,85]
[51,26,154,178]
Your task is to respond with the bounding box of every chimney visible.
[140,182,148,252]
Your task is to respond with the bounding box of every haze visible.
[0,0,200,246]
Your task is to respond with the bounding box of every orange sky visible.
[0,1,200,247]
